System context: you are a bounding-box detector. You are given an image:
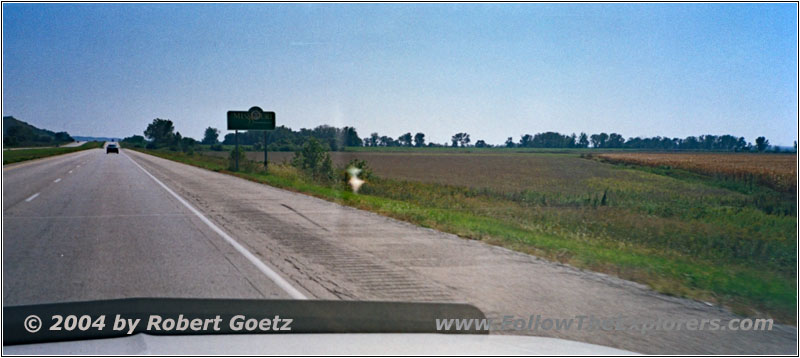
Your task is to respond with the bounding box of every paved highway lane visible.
[3,147,797,354]
[3,147,299,305]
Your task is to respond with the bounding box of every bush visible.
[180,137,196,155]
[269,142,296,152]
[210,144,224,151]
[291,138,334,183]
[228,147,246,171]
[340,158,373,182]
[339,158,373,192]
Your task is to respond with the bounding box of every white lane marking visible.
[25,193,40,202]
[123,153,308,300]
[68,170,73,174]
[54,178,62,183]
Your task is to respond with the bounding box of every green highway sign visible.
[227,106,275,130]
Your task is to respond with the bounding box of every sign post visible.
[264,131,269,171]
[227,107,276,172]
[234,130,239,171]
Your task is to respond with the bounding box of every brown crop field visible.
[205,151,649,195]
[594,152,796,193]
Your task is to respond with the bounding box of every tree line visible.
[218,125,361,151]
[121,119,363,152]
[365,130,786,152]
[123,117,790,153]
[503,131,777,152]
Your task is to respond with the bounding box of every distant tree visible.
[755,136,769,152]
[222,133,236,145]
[450,132,470,147]
[180,136,197,154]
[202,127,220,145]
[398,132,413,147]
[505,137,515,148]
[682,136,699,150]
[735,137,747,152]
[519,134,533,147]
[370,133,380,147]
[379,135,396,147]
[143,118,175,147]
[516,132,577,148]
[170,131,183,151]
[121,135,147,148]
[342,126,363,147]
[414,132,425,147]
[54,132,73,143]
[700,134,717,150]
[327,137,341,152]
[475,140,487,148]
[578,132,589,148]
[607,133,625,148]
[590,133,609,148]
[794,141,797,152]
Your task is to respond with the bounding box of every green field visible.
[3,142,105,165]
[136,147,797,323]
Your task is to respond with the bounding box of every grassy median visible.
[3,142,105,165]
[132,147,796,324]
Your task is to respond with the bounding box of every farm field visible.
[595,152,796,193]
[205,150,634,193]
[183,148,795,322]
[205,149,797,196]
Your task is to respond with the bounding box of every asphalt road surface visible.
[3,146,796,354]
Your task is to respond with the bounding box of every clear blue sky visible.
[3,3,797,145]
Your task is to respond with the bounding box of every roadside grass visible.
[2,141,105,165]
[133,148,796,324]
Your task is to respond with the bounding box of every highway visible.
[3,147,294,303]
[3,145,796,354]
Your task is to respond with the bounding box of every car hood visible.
[4,332,639,355]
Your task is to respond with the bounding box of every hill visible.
[3,116,73,147]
